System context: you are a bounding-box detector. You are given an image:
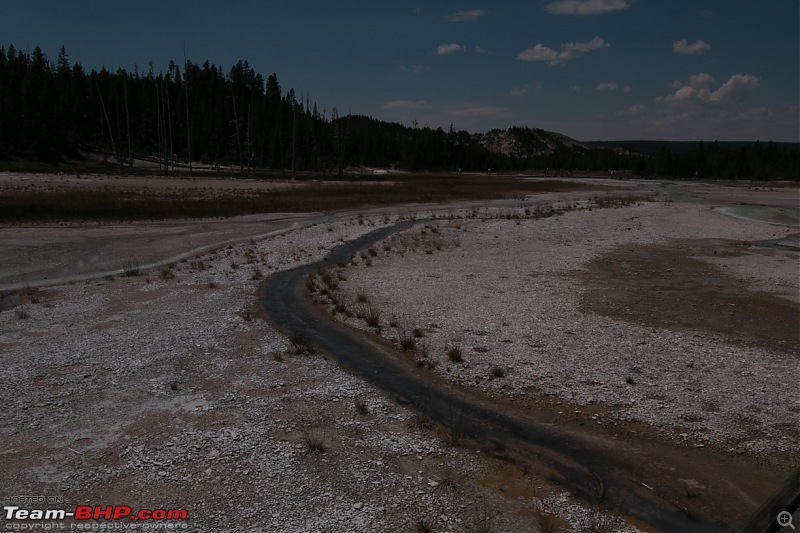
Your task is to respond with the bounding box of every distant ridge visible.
[476,127,610,158]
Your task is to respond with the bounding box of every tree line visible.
[628,141,799,180]
[0,44,796,179]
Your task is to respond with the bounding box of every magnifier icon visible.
[778,511,796,530]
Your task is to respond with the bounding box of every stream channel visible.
[260,221,732,532]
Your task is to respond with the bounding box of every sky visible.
[2,0,798,141]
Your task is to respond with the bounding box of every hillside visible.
[476,126,609,158]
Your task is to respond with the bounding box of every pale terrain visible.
[1,173,797,532]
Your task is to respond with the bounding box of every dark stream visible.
[260,222,731,532]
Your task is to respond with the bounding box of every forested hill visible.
[1,44,797,180]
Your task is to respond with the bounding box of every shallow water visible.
[713,205,800,227]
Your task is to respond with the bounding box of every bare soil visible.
[1,174,797,532]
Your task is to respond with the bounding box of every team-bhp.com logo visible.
[5,506,187,521]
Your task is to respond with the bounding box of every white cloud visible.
[616,103,647,116]
[708,74,760,103]
[400,65,426,74]
[614,73,780,140]
[544,0,630,16]
[381,100,428,111]
[518,37,609,66]
[657,73,760,106]
[596,82,618,91]
[436,43,466,56]
[509,81,543,96]
[672,39,711,55]
[445,9,488,23]
[622,84,632,93]
[474,45,490,54]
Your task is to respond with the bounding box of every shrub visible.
[447,345,463,362]
[437,424,465,448]
[490,366,505,378]
[290,331,313,355]
[399,336,416,352]
[303,434,325,455]
[355,399,370,415]
[412,327,424,338]
[123,261,140,277]
[364,305,381,328]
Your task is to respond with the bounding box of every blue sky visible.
[2,0,798,141]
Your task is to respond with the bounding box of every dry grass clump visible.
[354,398,370,415]
[303,433,326,456]
[447,345,464,363]
[436,424,465,448]
[290,330,314,355]
[123,261,140,277]
[399,334,417,352]
[490,366,506,378]
[363,305,381,328]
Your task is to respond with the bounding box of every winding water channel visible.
[260,221,733,532]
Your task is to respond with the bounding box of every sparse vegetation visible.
[437,424,465,448]
[490,366,505,378]
[290,330,314,355]
[123,261,140,277]
[414,519,433,533]
[363,305,381,328]
[354,398,370,415]
[303,433,326,456]
[399,335,417,352]
[432,474,458,494]
[447,345,464,363]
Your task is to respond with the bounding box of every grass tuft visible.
[355,398,370,415]
[303,433,326,456]
[447,345,464,363]
[490,366,505,378]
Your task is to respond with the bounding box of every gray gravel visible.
[331,200,799,461]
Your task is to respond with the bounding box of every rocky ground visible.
[323,198,799,467]
[1,210,632,532]
[1,177,797,532]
